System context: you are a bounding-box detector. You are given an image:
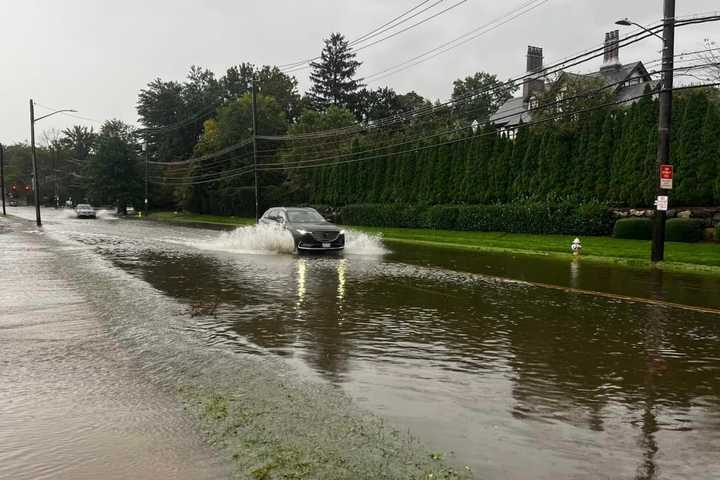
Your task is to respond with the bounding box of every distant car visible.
[259,207,345,252]
[8,199,18,207]
[75,204,96,219]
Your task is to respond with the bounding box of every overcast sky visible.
[1,0,718,144]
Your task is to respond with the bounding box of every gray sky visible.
[1,0,718,143]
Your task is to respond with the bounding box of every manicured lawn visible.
[148,211,255,226]
[353,226,720,272]
[146,211,720,273]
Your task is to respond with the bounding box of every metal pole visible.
[30,99,42,226]
[0,143,6,216]
[651,0,675,262]
[144,144,149,217]
[251,78,259,222]
[53,145,59,208]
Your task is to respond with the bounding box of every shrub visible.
[613,218,653,240]
[339,202,614,236]
[665,218,706,243]
[716,224,720,242]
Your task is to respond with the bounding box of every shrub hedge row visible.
[338,203,614,236]
[612,217,709,242]
[716,224,720,242]
[665,218,706,243]
[613,218,653,240]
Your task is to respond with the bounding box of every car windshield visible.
[77,204,92,209]
[287,210,325,223]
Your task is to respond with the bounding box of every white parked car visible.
[75,204,96,219]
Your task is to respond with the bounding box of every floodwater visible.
[4,207,720,479]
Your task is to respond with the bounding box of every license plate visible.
[322,242,331,248]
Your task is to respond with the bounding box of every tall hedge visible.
[297,90,720,210]
[339,202,613,236]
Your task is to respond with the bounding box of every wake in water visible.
[191,224,388,256]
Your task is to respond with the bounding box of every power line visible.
[278,0,439,69]
[363,0,549,83]
[281,0,470,74]
[152,73,717,186]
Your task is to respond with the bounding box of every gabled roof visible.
[489,97,531,127]
[587,61,652,88]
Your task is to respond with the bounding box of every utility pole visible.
[53,144,59,208]
[651,0,676,262]
[143,141,149,217]
[251,77,259,222]
[1,143,6,216]
[30,99,42,226]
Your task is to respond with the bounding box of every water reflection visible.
[86,233,720,479]
[296,259,307,307]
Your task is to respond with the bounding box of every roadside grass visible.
[145,210,720,274]
[352,226,720,273]
[148,211,255,226]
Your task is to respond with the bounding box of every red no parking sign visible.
[660,165,673,190]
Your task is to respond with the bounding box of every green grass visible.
[148,211,255,226]
[146,210,720,274]
[353,226,720,274]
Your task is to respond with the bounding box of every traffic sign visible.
[656,195,669,211]
[660,164,673,190]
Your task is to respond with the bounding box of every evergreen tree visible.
[700,101,720,203]
[308,33,364,111]
[675,92,710,205]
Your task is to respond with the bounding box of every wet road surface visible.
[3,206,720,479]
[0,213,229,479]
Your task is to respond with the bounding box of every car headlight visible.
[296,229,310,235]
[339,230,346,235]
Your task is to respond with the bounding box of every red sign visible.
[660,164,673,190]
[660,165,673,179]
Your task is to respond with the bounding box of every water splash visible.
[344,230,389,256]
[194,224,296,255]
[189,224,387,256]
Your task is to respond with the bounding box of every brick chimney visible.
[602,30,621,67]
[523,46,545,100]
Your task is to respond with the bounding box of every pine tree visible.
[308,33,364,112]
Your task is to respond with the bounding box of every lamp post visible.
[29,99,77,226]
[616,0,675,262]
[142,141,149,217]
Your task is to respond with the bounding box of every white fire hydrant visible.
[571,238,582,256]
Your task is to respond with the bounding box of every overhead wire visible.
[152,69,718,186]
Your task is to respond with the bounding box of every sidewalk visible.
[0,215,229,480]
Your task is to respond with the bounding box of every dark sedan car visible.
[259,207,345,252]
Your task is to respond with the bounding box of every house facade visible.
[490,30,658,129]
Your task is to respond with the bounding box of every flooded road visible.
[4,207,720,479]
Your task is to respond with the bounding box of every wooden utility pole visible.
[30,99,42,226]
[651,0,676,262]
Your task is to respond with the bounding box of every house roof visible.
[491,60,656,128]
[489,97,531,127]
[587,61,651,87]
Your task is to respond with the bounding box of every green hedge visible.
[339,203,614,236]
[613,218,653,240]
[716,224,720,242]
[666,218,706,243]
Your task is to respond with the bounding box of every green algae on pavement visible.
[181,386,471,480]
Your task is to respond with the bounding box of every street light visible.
[142,141,149,217]
[616,0,676,263]
[29,99,77,226]
[615,18,665,42]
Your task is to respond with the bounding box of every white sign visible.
[656,196,669,211]
[660,178,673,190]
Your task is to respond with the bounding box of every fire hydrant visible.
[571,238,582,256]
